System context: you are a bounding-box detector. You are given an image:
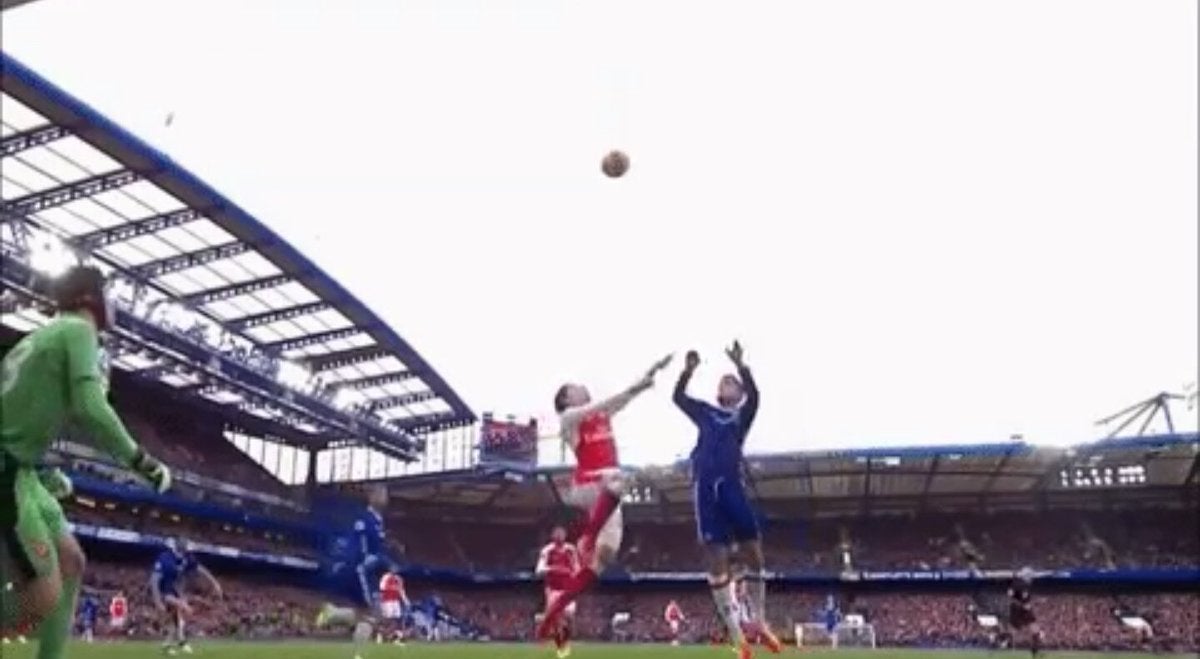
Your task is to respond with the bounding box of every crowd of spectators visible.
[384,510,1198,576]
[73,558,1198,653]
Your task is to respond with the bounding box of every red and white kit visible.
[559,386,648,555]
[665,601,685,634]
[536,541,581,617]
[379,573,407,619]
[109,596,127,630]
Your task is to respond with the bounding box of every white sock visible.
[710,578,744,644]
[745,572,767,624]
[353,621,374,654]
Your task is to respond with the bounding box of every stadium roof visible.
[379,433,1200,522]
[0,52,475,445]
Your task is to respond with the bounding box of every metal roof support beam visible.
[1,124,70,157]
[918,456,941,513]
[184,274,293,305]
[75,208,204,249]
[481,480,512,508]
[369,390,438,411]
[982,446,1018,492]
[345,371,418,391]
[132,242,252,278]
[229,302,332,330]
[308,347,392,372]
[270,327,363,353]
[4,170,139,214]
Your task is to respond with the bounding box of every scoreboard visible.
[479,413,539,467]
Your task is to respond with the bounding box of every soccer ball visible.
[602,150,630,178]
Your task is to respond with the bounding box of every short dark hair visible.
[553,384,572,413]
[52,265,105,312]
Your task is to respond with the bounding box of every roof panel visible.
[154,225,209,253]
[89,186,156,220]
[157,272,206,296]
[1,156,58,193]
[121,180,186,214]
[186,218,235,246]
[16,147,88,182]
[98,240,158,267]
[0,93,46,130]
[0,174,31,199]
[46,136,122,172]
[276,282,320,305]
[290,314,326,333]
[230,251,279,277]
[124,233,181,260]
[60,197,126,229]
[32,206,98,235]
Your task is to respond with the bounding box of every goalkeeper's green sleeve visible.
[70,377,140,466]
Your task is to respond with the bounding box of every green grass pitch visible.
[0,642,1174,659]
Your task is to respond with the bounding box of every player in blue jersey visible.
[76,592,99,643]
[317,485,400,659]
[149,538,223,656]
[673,341,780,657]
[353,485,397,609]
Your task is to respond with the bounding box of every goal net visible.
[795,621,877,649]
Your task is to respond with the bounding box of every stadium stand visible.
[2,47,1197,655]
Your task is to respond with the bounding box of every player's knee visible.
[24,575,62,622]
[57,537,86,579]
[601,474,626,497]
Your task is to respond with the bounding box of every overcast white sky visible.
[5,0,1197,465]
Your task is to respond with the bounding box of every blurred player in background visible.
[317,485,401,659]
[0,264,171,659]
[674,342,778,658]
[108,591,128,633]
[76,591,99,643]
[536,354,673,639]
[354,486,397,609]
[664,599,685,646]
[535,526,580,657]
[378,570,409,644]
[1007,568,1045,657]
[150,538,224,656]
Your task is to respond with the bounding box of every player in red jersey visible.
[378,571,409,644]
[536,527,581,657]
[108,592,127,632]
[536,354,673,639]
[664,599,686,646]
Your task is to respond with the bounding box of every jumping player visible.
[150,538,224,656]
[1007,568,1044,657]
[664,599,685,646]
[535,354,673,639]
[674,342,779,657]
[536,526,581,658]
[1,264,171,659]
[108,591,128,633]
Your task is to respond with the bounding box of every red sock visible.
[540,568,596,634]
[580,490,620,543]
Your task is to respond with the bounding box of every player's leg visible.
[538,479,624,637]
[32,497,84,659]
[695,481,748,654]
[574,473,624,557]
[1,468,63,636]
[722,480,780,653]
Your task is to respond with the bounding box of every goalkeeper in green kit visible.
[1,265,171,659]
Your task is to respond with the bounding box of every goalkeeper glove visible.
[131,450,172,493]
[39,467,74,500]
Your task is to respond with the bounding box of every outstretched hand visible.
[684,350,700,371]
[725,340,745,367]
[647,353,674,378]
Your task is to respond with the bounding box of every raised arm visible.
[673,350,706,423]
[149,566,165,610]
[561,354,673,429]
[196,564,224,599]
[726,341,760,437]
[62,321,171,492]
